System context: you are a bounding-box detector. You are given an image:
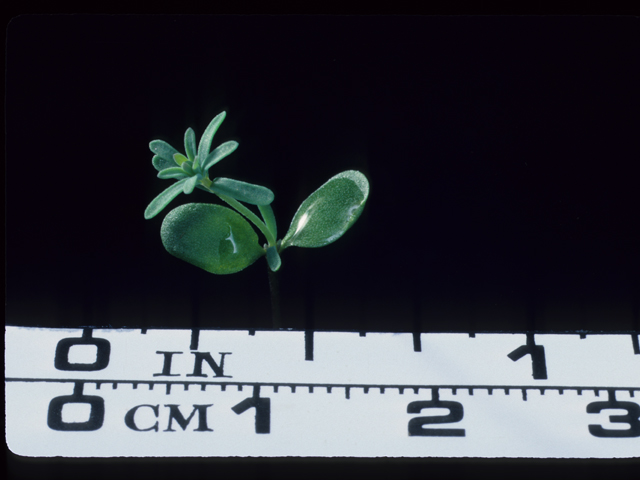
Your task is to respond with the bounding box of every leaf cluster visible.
[145,112,369,274]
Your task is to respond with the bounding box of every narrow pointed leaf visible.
[149,140,179,164]
[209,177,274,206]
[161,203,265,274]
[266,246,281,272]
[158,167,189,180]
[182,175,199,194]
[197,111,226,164]
[184,128,197,162]
[173,153,189,166]
[258,204,278,241]
[201,141,239,173]
[281,170,369,249]
[152,155,175,172]
[144,179,188,219]
[181,161,195,176]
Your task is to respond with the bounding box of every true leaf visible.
[173,153,189,166]
[210,177,274,206]
[281,170,369,249]
[160,203,265,274]
[149,140,179,164]
[181,161,195,176]
[182,175,200,194]
[201,141,239,173]
[152,155,175,172]
[158,167,189,180]
[144,178,188,219]
[184,127,196,162]
[197,111,226,165]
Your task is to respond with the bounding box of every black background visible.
[5,14,639,479]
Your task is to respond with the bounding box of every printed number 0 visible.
[407,400,465,437]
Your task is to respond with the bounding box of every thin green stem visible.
[268,268,282,329]
[211,191,277,247]
[258,204,278,244]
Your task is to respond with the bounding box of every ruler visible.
[5,326,640,458]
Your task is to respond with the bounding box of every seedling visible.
[145,111,369,277]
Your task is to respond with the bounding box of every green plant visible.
[145,111,369,276]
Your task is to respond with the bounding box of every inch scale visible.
[5,326,640,458]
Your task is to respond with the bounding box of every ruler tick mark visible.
[412,332,421,352]
[305,330,314,361]
[190,329,199,351]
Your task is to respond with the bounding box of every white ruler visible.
[5,326,640,458]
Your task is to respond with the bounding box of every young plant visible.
[145,112,369,276]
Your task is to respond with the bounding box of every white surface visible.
[5,327,640,458]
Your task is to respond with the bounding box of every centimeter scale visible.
[5,326,640,458]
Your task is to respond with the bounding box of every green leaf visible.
[149,140,179,164]
[182,175,200,194]
[281,170,369,249]
[197,111,226,165]
[173,153,189,166]
[209,177,275,206]
[161,203,265,275]
[201,141,239,173]
[144,179,188,219]
[152,155,175,172]
[258,204,277,241]
[266,246,281,272]
[181,161,195,176]
[184,128,197,162]
[158,167,189,180]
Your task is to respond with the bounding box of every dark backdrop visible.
[5,12,640,480]
[7,15,638,334]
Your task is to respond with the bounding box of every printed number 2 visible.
[407,400,465,437]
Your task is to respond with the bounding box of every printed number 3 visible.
[587,400,640,438]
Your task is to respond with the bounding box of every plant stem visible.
[268,268,282,329]
[208,190,277,247]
